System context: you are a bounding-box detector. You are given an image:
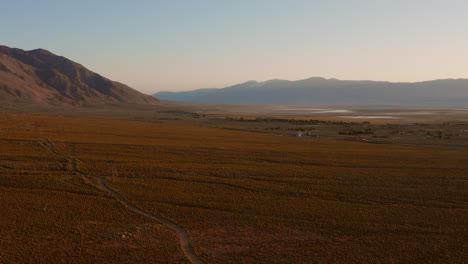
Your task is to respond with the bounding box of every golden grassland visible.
[0,113,466,263]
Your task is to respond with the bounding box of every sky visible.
[1,0,467,94]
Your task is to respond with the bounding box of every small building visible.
[292,131,318,138]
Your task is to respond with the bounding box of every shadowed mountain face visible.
[154,77,468,106]
[0,45,159,105]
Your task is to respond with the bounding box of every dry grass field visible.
[0,112,467,263]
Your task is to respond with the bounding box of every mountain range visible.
[154,77,468,106]
[0,45,158,106]
[2,45,466,107]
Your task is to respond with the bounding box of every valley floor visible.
[0,112,466,263]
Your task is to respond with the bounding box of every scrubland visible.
[0,113,466,263]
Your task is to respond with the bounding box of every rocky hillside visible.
[0,45,158,105]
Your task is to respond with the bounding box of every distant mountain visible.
[154,77,468,106]
[0,45,158,105]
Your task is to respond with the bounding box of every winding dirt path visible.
[41,139,207,264]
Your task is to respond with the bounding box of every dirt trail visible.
[41,139,207,264]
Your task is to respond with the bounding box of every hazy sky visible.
[1,0,467,93]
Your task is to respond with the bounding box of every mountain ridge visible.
[0,45,159,106]
[154,77,468,106]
